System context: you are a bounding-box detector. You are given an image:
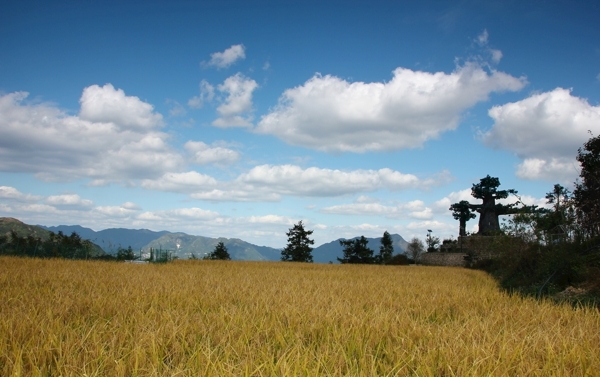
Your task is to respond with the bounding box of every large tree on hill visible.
[573,133,600,237]
[281,221,314,262]
[468,175,518,235]
[338,236,374,264]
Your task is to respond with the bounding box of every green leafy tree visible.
[378,231,394,264]
[573,133,600,237]
[281,221,314,262]
[426,231,440,252]
[536,184,575,241]
[338,236,374,264]
[546,184,571,214]
[205,241,231,260]
[117,246,136,261]
[450,200,476,236]
[406,237,425,264]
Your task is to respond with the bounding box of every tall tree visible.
[573,133,600,237]
[540,184,574,239]
[425,231,440,252]
[450,200,476,236]
[469,175,518,235]
[206,241,231,260]
[378,231,394,264]
[338,236,374,264]
[281,221,314,262]
[546,184,571,214]
[406,237,424,264]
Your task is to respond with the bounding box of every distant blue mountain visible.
[40,225,170,253]
[38,224,407,263]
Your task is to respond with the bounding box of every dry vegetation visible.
[1,257,599,376]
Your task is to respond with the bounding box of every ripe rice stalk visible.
[0,257,599,376]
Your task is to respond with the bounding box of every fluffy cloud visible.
[255,62,525,152]
[140,171,218,193]
[94,203,141,218]
[79,84,163,130]
[0,186,42,202]
[482,88,600,181]
[0,87,183,182]
[320,199,434,220]
[45,194,94,208]
[0,187,143,227]
[186,165,450,202]
[139,207,219,221]
[203,44,246,69]
[213,73,258,127]
[238,165,430,197]
[185,141,239,165]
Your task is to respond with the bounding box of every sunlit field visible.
[1,257,599,376]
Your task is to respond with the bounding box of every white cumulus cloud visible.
[141,171,218,193]
[255,62,525,152]
[320,199,434,220]
[188,165,449,202]
[0,186,43,202]
[185,141,239,166]
[79,84,163,130]
[482,88,600,182]
[45,194,94,208]
[213,73,258,127]
[0,87,183,182]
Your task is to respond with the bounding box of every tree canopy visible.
[338,236,374,264]
[467,175,519,235]
[406,237,424,264]
[205,241,231,260]
[450,200,477,236]
[574,132,600,237]
[378,231,394,264]
[281,221,314,262]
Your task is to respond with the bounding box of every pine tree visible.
[378,231,394,264]
[206,241,231,260]
[281,221,314,262]
[338,236,374,264]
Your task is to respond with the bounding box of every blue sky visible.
[1,0,599,248]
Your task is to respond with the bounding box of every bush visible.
[387,253,411,265]
[472,235,600,300]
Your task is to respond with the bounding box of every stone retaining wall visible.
[419,252,468,267]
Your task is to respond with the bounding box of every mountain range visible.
[1,217,407,262]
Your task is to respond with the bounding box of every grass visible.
[1,257,599,376]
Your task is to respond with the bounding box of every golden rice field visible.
[1,257,599,376]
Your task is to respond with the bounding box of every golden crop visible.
[1,257,599,376]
